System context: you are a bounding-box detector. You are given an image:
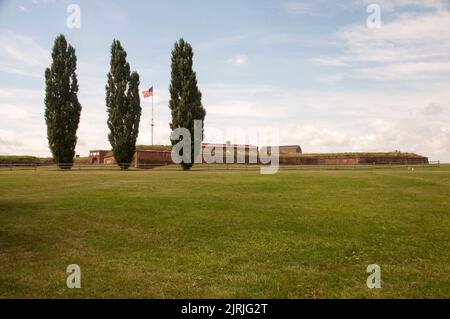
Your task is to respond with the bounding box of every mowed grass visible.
[0,166,449,298]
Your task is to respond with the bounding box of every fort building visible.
[88,150,110,164]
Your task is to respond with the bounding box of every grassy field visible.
[0,165,449,298]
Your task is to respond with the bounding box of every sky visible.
[0,0,449,161]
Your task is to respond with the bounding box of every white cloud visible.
[355,61,450,81]
[0,88,48,156]
[311,57,348,67]
[316,74,343,83]
[282,2,316,15]
[422,103,444,115]
[358,0,450,12]
[311,6,450,83]
[282,118,449,160]
[200,84,450,161]
[337,10,450,64]
[228,55,248,65]
[0,30,49,66]
[0,103,28,120]
[0,30,50,78]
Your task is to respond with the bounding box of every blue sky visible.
[1,0,450,161]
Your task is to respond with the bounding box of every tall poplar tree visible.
[44,34,81,169]
[106,39,141,170]
[169,38,206,170]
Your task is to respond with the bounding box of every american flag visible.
[142,86,153,98]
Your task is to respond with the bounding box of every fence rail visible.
[0,160,442,171]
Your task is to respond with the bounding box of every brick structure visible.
[100,150,172,168]
[357,155,428,165]
[94,143,260,167]
[91,147,429,167]
[300,155,428,165]
[260,145,302,154]
[201,142,258,164]
[103,152,115,164]
[134,150,172,168]
[88,150,110,164]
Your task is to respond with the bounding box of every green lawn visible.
[0,166,449,298]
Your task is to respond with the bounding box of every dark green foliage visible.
[169,39,206,170]
[44,34,81,169]
[106,40,141,170]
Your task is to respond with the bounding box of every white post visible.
[151,93,154,145]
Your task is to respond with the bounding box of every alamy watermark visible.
[366,4,381,29]
[66,4,81,29]
[170,120,280,174]
[66,264,81,289]
[366,264,381,289]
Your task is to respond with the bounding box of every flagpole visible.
[151,91,154,146]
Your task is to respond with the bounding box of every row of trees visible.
[44,34,206,170]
